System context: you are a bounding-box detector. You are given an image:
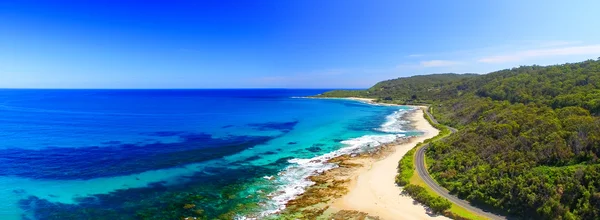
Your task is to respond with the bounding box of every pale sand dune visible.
[330,108,450,220]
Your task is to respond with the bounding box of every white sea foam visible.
[378,109,412,133]
[258,133,406,217]
[248,108,413,218]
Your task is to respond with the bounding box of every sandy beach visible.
[280,99,450,219]
[328,108,448,220]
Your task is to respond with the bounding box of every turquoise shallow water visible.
[0,89,415,219]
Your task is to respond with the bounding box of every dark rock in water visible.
[228,160,244,166]
[332,139,344,143]
[264,151,277,155]
[12,189,25,194]
[306,146,322,152]
[287,142,297,145]
[48,194,58,198]
[203,167,223,174]
[243,155,261,162]
[18,162,281,220]
[306,143,326,152]
[0,132,275,180]
[275,157,295,165]
[248,121,299,133]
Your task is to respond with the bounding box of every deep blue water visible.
[0,89,414,219]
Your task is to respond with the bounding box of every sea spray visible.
[377,109,412,133]
[258,108,412,217]
[5,90,411,220]
[259,134,405,217]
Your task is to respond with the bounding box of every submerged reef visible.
[0,133,274,180]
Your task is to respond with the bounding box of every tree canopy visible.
[321,59,600,219]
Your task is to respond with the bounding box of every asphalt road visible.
[417,108,505,220]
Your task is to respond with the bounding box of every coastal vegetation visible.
[315,89,366,98]
[318,73,477,104]
[395,108,468,218]
[395,147,416,186]
[395,108,451,187]
[396,141,454,216]
[403,184,452,214]
[320,59,600,219]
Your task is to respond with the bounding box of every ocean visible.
[0,89,416,219]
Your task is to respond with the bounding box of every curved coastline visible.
[329,107,448,220]
[256,97,411,217]
[274,97,449,219]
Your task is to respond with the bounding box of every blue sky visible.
[1,0,600,88]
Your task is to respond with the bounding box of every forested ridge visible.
[318,73,477,103]
[318,59,600,219]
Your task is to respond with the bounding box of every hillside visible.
[320,59,600,219]
[317,73,477,103]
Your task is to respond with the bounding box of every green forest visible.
[318,59,600,219]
